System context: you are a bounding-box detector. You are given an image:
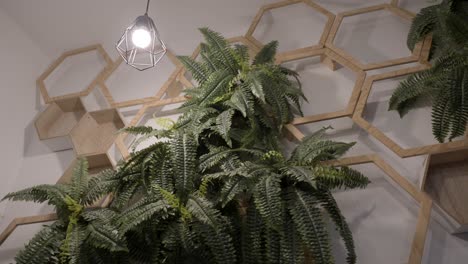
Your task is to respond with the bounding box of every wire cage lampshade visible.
[116,0,167,71]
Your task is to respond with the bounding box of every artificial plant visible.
[389,0,468,142]
[2,158,126,263]
[3,28,369,264]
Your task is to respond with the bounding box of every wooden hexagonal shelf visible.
[421,149,468,234]
[277,48,365,125]
[246,0,334,61]
[70,109,125,156]
[353,65,468,158]
[35,96,86,151]
[37,44,113,103]
[99,50,183,108]
[325,4,425,70]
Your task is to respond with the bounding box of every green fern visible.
[6,29,369,264]
[390,0,468,142]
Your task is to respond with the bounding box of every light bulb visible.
[132,29,151,48]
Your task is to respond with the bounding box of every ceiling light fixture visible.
[116,0,167,71]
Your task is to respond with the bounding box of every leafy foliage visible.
[389,0,468,142]
[2,158,126,264]
[4,29,370,263]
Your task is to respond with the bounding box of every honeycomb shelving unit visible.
[421,149,468,234]
[69,109,125,156]
[1,1,465,263]
[37,44,113,104]
[35,96,86,151]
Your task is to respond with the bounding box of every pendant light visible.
[116,0,167,71]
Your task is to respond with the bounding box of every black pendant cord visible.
[145,0,151,14]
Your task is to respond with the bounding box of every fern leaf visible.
[432,90,453,142]
[314,165,370,190]
[288,188,333,264]
[216,109,235,147]
[280,211,304,264]
[15,222,64,264]
[84,169,119,206]
[178,55,209,83]
[192,222,237,264]
[118,198,171,233]
[70,157,89,202]
[172,133,198,194]
[253,41,278,65]
[187,195,223,230]
[199,27,238,74]
[247,72,265,103]
[316,190,356,264]
[86,220,127,252]
[2,184,68,208]
[253,174,283,230]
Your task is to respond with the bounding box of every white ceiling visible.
[0,0,278,59]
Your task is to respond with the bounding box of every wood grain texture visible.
[424,150,468,224]
[408,194,432,264]
[70,109,125,156]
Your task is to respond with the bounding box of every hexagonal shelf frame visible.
[70,108,126,157]
[325,4,426,71]
[246,0,335,62]
[277,47,365,125]
[420,148,468,234]
[285,124,432,264]
[352,65,468,158]
[35,96,86,151]
[98,50,184,108]
[0,213,58,246]
[37,44,113,103]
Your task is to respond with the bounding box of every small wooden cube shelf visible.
[70,109,125,156]
[35,97,86,151]
[422,149,468,233]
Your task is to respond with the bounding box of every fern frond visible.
[187,195,223,231]
[253,41,278,65]
[316,190,356,264]
[119,126,155,135]
[199,27,238,74]
[280,211,304,264]
[70,157,89,202]
[314,165,370,190]
[15,222,64,264]
[84,169,119,206]
[192,222,237,264]
[86,220,127,252]
[178,55,209,83]
[118,197,171,233]
[172,133,198,195]
[253,174,283,230]
[288,188,333,264]
[2,184,68,208]
[215,109,235,147]
[432,90,453,142]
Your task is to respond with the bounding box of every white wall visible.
[0,0,467,263]
[0,8,75,262]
